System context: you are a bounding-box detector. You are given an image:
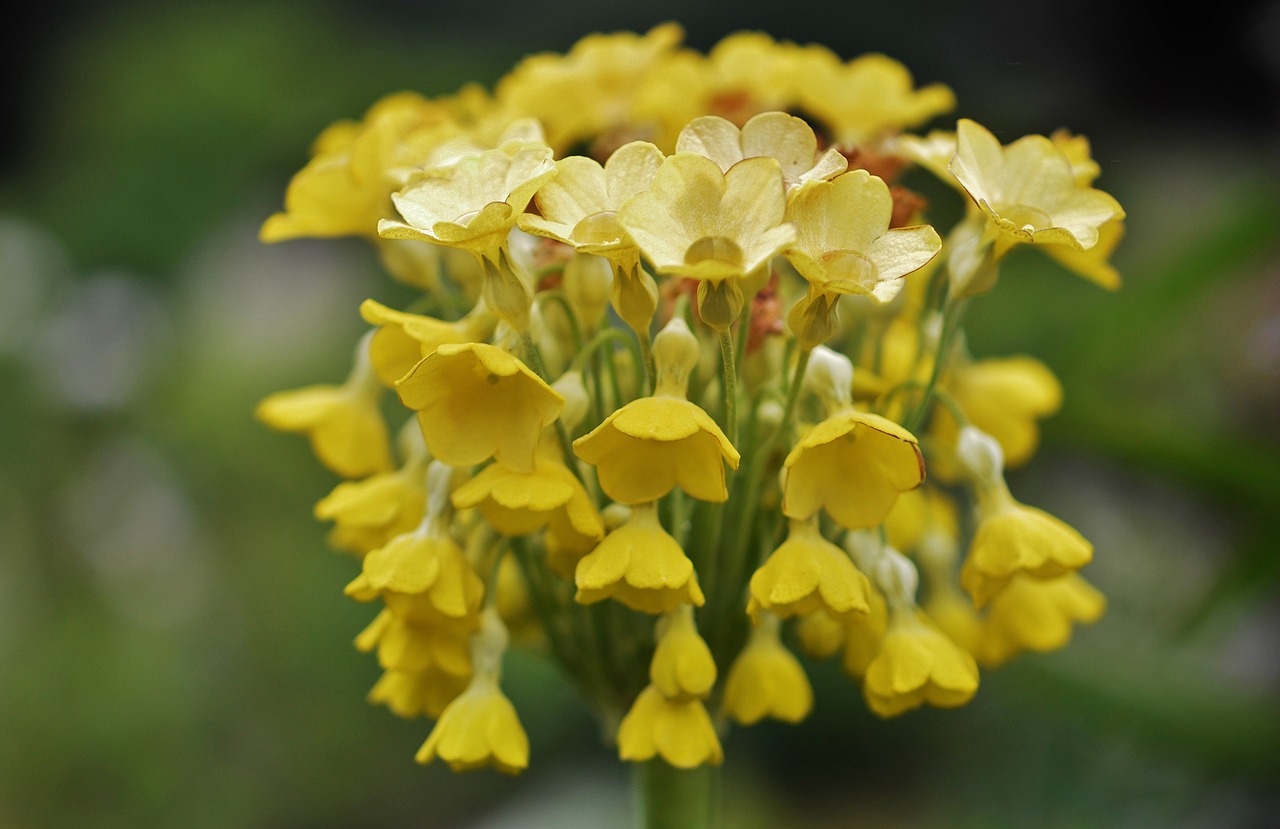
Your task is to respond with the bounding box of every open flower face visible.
[378,143,557,260]
[950,118,1125,254]
[618,151,795,283]
[675,111,847,190]
[785,169,941,302]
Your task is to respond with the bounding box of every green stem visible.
[718,328,738,447]
[633,760,719,829]
[904,298,968,434]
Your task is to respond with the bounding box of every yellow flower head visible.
[369,665,470,720]
[378,143,557,261]
[360,298,496,387]
[314,460,427,556]
[723,613,814,725]
[574,503,705,614]
[254,333,392,478]
[617,685,723,769]
[416,675,529,774]
[863,611,979,718]
[675,112,847,191]
[784,170,941,303]
[782,410,924,529]
[841,586,889,678]
[649,604,717,701]
[618,151,795,284]
[748,518,872,621]
[797,51,955,147]
[355,608,473,678]
[396,342,564,474]
[346,527,485,623]
[962,499,1093,608]
[950,118,1125,258]
[795,609,847,660]
[979,573,1106,666]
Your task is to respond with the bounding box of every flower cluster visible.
[257,24,1121,775]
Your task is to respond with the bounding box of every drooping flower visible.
[648,604,717,701]
[368,665,470,720]
[722,612,814,725]
[862,610,979,718]
[979,573,1106,666]
[396,342,564,473]
[574,502,704,613]
[748,518,872,621]
[616,685,723,769]
[360,298,497,387]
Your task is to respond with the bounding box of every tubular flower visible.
[782,409,924,529]
[863,610,980,718]
[314,455,428,556]
[979,573,1106,667]
[360,298,497,387]
[723,613,814,725]
[255,333,393,478]
[574,503,705,613]
[396,342,564,473]
[649,604,717,701]
[617,685,723,769]
[417,609,529,775]
[748,518,872,621]
[355,608,473,678]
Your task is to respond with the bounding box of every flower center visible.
[684,236,744,268]
[1002,204,1052,236]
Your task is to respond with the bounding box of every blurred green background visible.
[1,2,1278,827]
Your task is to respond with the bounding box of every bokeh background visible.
[2,2,1278,827]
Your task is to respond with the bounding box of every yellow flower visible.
[396,342,564,474]
[748,518,872,621]
[368,666,469,720]
[931,355,1063,478]
[354,608,473,678]
[573,396,739,503]
[675,112,847,191]
[618,151,795,284]
[346,527,485,623]
[360,298,496,387]
[979,573,1106,666]
[961,498,1093,608]
[784,170,941,303]
[782,409,924,529]
[574,503,705,614]
[950,118,1125,259]
[703,32,807,118]
[863,611,979,718]
[450,451,604,548]
[255,334,392,478]
[377,143,557,262]
[617,685,723,768]
[649,605,717,701]
[883,485,958,557]
[922,587,984,658]
[1044,218,1125,291]
[794,609,846,660]
[841,586,889,678]
[722,613,813,725]
[416,676,529,774]
[797,51,955,147]
[260,92,460,242]
[314,461,427,555]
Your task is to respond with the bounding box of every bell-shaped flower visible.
[794,609,846,660]
[649,605,717,701]
[378,143,557,262]
[618,152,794,284]
[314,458,427,555]
[354,608,473,678]
[346,529,485,624]
[574,503,704,614]
[416,608,529,774]
[782,409,924,529]
[950,118,1125,258]
[616,685,723,769]
[979,573,1106,666]
[748,518,872,621]
[863,610,979,718]
[841,586,889,678]
[368,665,470,720]
[255,333,393,478]
[796,51,955,147]
[360,298,497,387]
[675,112,846,191]
[722,613,814,725]
[396,342,564,474]
[784,170,941,304]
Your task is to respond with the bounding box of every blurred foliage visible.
[1,2,1278,828]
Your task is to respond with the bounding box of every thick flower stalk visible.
[258,23,1122,828]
